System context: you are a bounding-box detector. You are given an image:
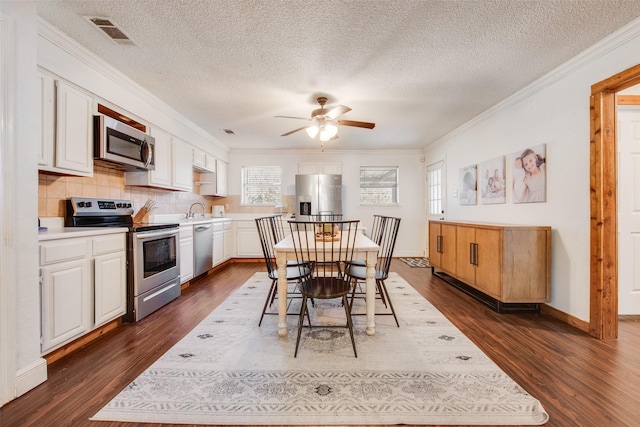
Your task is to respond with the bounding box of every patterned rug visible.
[91,272,548,425]
[399,257,430,267]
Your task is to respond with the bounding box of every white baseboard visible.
[15,358,47,397]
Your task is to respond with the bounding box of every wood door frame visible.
[590,63,640,339]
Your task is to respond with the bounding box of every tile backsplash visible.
[38,166,294,218]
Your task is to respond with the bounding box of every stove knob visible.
[116,203,123,208]
[126,203,132,208]
[85,201,92,207]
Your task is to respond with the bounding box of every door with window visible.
[426,160,445,258]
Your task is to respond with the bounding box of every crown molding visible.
[427,16,640,150]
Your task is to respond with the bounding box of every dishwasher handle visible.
[194,225,212,231]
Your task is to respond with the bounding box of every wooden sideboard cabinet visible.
[428,220,551,312]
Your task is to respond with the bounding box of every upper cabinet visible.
[38,73,94,177]
[172,138,193,191]
[193,147,216,173]
[215,159,228,196]
[298,162,342,175]
[125,128,193,192]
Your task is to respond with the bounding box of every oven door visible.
[133,228,180,295]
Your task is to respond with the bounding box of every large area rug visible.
[91,272,548,425]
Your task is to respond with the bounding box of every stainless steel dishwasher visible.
[193,223,213,277]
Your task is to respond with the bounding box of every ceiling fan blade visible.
[275,115,310,120]
[336,119,376,129]
[281,126,309,136]
[326,105,351,120]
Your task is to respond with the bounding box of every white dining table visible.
[273,231,380,337]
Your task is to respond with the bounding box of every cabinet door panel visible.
[428,222,441,267]
[94,251,126,327]
[475,228,502,298]
[55,81,93,175]
[440,224,457,274]
[455,226,476,284]
[41,258,91,351]
[150,127,173,186]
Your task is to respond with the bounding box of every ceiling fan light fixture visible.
[319,123,338,141]
[306,125,319,138]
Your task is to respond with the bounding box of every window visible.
[427,161,443,216]
[359,166,399,205]
[241,166,281,205]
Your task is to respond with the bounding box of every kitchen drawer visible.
[92,234,125,256]
[40,238,88,265]
[213,222,224,232]
[180,224,194,238]
[223,221,232,230]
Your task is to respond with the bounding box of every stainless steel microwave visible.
[93,115,155,171]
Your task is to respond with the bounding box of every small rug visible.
[91,272,548,425]
[399,257,430,268]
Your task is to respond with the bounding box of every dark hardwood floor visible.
[1,260,639,427]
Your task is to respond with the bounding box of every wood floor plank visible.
[1,260,638,427]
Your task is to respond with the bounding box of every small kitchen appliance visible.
[65,197,180,322]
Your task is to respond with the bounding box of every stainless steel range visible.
[65,197,181,322]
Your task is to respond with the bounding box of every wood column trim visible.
[589,92,617,339]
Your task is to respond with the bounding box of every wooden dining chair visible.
[255,215,310,326]
[345,216,401,327]
[289,219,360,357]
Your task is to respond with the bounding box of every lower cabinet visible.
[428,221,551,305]
[235,220,263,257]
[212,223,224,266]
[179,225,194,284]
[39,232,127,353]
[223,221,233,261]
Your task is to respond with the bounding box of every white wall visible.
[0,1,46,405]
[423,18,640,321]
[228,149,426,257]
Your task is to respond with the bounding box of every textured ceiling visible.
[35,0,640,151]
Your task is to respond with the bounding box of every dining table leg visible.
[365,250,377,335]
[276,251,288,337]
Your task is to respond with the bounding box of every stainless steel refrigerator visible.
[295,174,343,220]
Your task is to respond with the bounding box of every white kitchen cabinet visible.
[193,147,216,172]
[40,231,128,354]
[216,159,228,196]
[235,220,262,257]
[172,137,193,191]
[92,234,127,327]
[38,76,94,177]
[40,238,92,352]
[179,225,194,284]
[37,70,55,167]
[125,127,192,191]
[125,126,172,188]
[223,221,233,261]
[212,222,224,266]
[298,161,342,175]
[198,160,227,197]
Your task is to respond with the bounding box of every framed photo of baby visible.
[479,156,506,204]
[510,144,546,203]
[459,164,477,205]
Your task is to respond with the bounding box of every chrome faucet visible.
[187,202,205,219]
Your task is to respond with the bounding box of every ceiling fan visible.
[276,97,375,143]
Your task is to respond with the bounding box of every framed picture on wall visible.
[510,144,546,203]
[479,156,506,204]
[459,164,477,205]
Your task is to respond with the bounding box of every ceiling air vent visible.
[85,16,136,46]
[222,129,236,135]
